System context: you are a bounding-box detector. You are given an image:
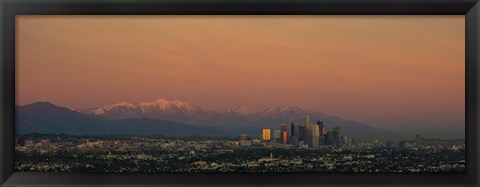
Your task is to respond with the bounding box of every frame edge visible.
[1,0,480,186]
[466,1,480,186]
[1,0,16,186]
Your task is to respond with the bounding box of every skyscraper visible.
[290,122,300,145]
[333,127,342,147]
[311,124,320,148]
[317,120,325,135]
[305,115,312,129]
[321,127,328,145]
[304,116,313,146]
[262,129,271,142]
[280,124,288,144]
[299,125,306,142]
[291,122,300,137]
[326,131,334,145]
[273,130,281,143]
[305,128,313,147]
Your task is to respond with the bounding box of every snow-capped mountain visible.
[91,101,135,115]
[262,106,316,117]
[83,98,329,122]
[221,106,256,117]
[17,99,397,140]
[138,98,201,113]
[84,98,209,122]
[17,102,224,136]
[77,98,395,139]
[86,98,324,119]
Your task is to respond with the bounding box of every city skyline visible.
[15,107,466,173]
[17,16,464,131]
[260,116,344,148]
[15,130,466,172]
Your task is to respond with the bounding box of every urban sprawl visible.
[15,116,465,173]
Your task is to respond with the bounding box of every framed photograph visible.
[1,0,479,186]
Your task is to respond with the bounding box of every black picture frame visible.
[1,0,479,186]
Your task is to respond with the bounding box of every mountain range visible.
[17,102,223,137]
[17,98,398,140]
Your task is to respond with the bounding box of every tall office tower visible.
[317,120,325,136]
[280,124,288,144]
[319,134,325,146]
[282,131,288,144]
[332,130,339,147]
[280,124,288,132]
[333,126,342,136]
[305,131,312,147]
[326,131,334,145]
[299,125,306,141]
[304,116,313,147]
[305,115,312,129]
[311,124,320,148]
[272,129,281,143]
[291,122,300,137]
[333,126,342,147]
[305,126,314,147]
[273,130,281,143]
[262,129,271,142]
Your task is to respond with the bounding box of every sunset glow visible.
[16,16,465,130]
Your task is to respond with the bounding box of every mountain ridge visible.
[16,100,463,140]
[75,98,394,139]
[17,102,224,137]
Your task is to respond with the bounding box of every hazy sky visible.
[16,16,465,130]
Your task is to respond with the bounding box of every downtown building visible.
[265,116,346,148]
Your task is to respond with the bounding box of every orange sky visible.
[16,16,465,130]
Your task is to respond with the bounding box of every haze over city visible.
[16,15,464,131]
